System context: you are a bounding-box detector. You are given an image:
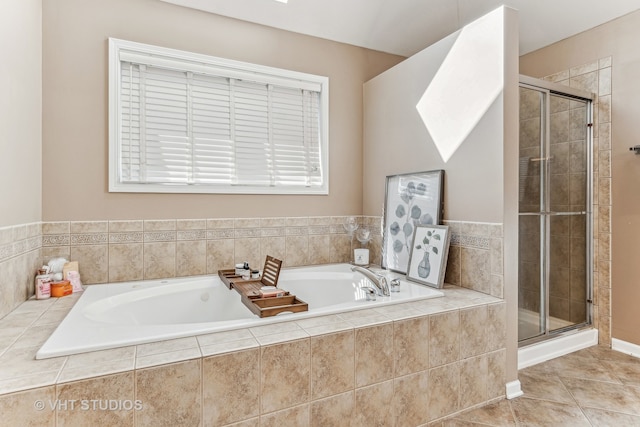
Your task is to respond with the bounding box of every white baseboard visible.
[612,338,640,358]
[505,380,523,399]
[518,328,598,370]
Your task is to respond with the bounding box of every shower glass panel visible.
[518,86,544,341]
[518,77,592,345]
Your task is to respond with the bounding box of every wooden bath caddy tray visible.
[218,256,308,318]
[240,293,308,318]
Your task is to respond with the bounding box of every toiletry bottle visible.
[235,263,245,275]
[35,269,52,300]
[242,262,250,279]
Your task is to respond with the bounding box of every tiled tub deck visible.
[0,285,506,426]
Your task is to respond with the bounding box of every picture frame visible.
[382,170,444,273]
[406,225,450,288]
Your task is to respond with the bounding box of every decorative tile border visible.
[451,234,491,250]
[0,244,12,262]
[12,239,27,256]
[206,229,234,240]
[0,223,42,263]
[445,221,499,250]
[70,233,108,245]
[329,224,347,234]
[260,228,285,237]
[285,226,308,236]
[109,232,143,244]
[234,228,261,238]
[144,231,177,242]
[42,234,70,247]
[308,225,331,235]
[177,230,207,241]
[26,236,42,252]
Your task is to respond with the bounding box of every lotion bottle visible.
[35,269,52,300]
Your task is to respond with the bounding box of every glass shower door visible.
[547,93,590,333]
[518,86,545,341]
[518,78,592,344]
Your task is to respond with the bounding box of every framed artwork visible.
[382,170,444,273]
[406,225,450,288]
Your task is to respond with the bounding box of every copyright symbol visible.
[34,400,45,411]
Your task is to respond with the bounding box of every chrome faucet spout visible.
[351,266,390,297]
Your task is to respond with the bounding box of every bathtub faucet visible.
[351,266,390,297]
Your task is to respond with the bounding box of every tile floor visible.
[440,345,640,426]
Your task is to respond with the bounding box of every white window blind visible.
[109,38,328,194]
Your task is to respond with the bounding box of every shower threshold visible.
[518,327,598,369]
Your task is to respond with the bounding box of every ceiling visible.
[159,0,640,57]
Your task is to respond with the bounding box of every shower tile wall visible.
[545,58,612,344]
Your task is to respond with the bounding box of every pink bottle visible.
[35,270,52,300]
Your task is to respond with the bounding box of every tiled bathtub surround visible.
[0,217,503,320]
[41,216,384,285]
[3,216,503,325]
[444,221,504,299]
[0,223,42,319]
[0,286,506,426]
[41,217,504,297]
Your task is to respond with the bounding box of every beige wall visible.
[502,6,520,389]
[520,10,640,346]
[362,9,509,223]
[41,0,403,221]
[0,0,42,227]
[363,6,520,384]
[0,0,43,313]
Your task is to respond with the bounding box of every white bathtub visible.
[37,263,443,359]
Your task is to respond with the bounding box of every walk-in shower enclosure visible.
[518,76,594,345]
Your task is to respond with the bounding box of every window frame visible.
[108,38,329,195]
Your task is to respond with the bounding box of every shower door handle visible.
[519,211,587,216]
[544,211,587,216]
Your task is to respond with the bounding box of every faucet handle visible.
[362,286,377,301]
[390,279,401,293]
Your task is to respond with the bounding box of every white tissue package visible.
[67,270,84,293]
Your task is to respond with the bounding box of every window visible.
[108,38,329,194]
